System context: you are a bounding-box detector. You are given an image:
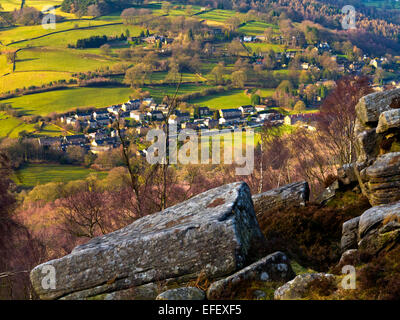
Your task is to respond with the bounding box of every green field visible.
[143,83,215,103]
[9,24,144,48]
[0,112,37,137]
[189,89,251,109]
[196,9,236,22]
[0,111,70,138]
[1,0,88,18]
[1,0,62,11]
[148,72,205,84]
[0,71,72,94]
[14,164,107,187]
[254,88,275,98]
[2,86,133,116]
[0,20,112,45]
[0,55,12,76]
[15,47,118,73]
[149,2,203,16]
[238,21,278,36]
[245,42,284,53]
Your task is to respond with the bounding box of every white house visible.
[107,105,121,115]
[130,110,144,121]
[239,105,255,115]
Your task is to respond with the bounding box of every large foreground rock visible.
[355,88,400,125]
[252,181,309,218]
[207,252,295,300]
[30,182,267,300]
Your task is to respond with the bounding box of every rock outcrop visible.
[252,181,309,217]
[360,152,400,206]
[340,200,400,256]
[156,287,205,300]
[274,273,336,300]
[30,182,267,300]
[353,88,400,206]
[341,217,360,252]
[376,109,400,134]
[355,88,400,125]
[357,200,400,255]
[207,252,295,300]
[336,88,400,266]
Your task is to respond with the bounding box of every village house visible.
[111,129,126,138]
[130,110,144,121]
[149,103,159,111]
[175,111,190,122]
[107,105,122,115]
[239,105,255,115]
[219,109,242,125]
[86,119,98,129]
[157,104,169,115]
[121,102,134,112]
[63,135,86,146]
[87,130,108,141]
[119,111,131,118]
[148,110,164,121]
[122,99,140,111]
[92,110,108,119]
[65,117,77,126]
[243,36,254,42]
[75,112,92,121]
[90,137,119,154]
[203,118,219,129]
[168,114,180,125]
[95,115,111,126]
[168,111,190,125]
[284,113,319,126]
[255,105,268,112]
[91,137,118,147]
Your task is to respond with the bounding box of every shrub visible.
[258,190,371,271]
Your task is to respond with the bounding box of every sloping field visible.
[14,164,107,187]
[1,86,132,116]
[0,71,72,94]
[15,47,117,73]
[9,24,144,48]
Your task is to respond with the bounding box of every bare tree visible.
[0,152,45,299]
[160,73,183,210]
[59,184,111,238]
[317,76,372,166]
